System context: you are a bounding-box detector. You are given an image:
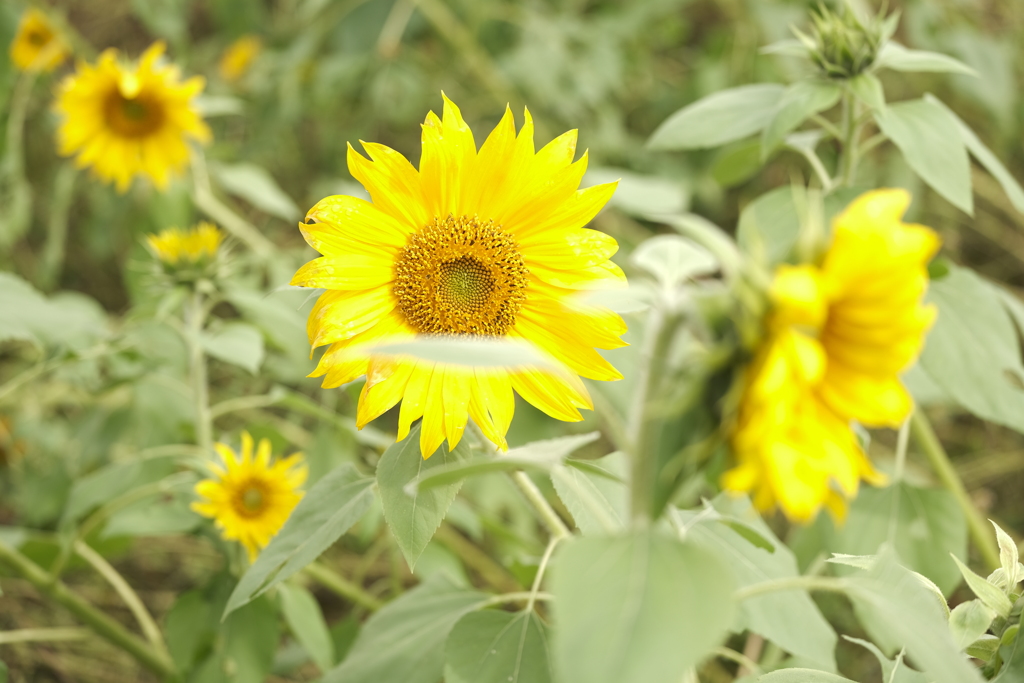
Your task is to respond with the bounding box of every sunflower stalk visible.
[303,561,384,612]
[510,470,570,540]
[185,289,214,455]
[836,90,862,188]
[910,410,1001,572]
[0,537,177,679]
[190,149,277,259]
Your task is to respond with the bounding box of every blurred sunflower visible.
[292,94,627,458]
[55,42,210,192]
[219,35,262,82]
[146,222,223,265]
[724,189,939,521]
[192,432,306,561]
[10,8,68,72]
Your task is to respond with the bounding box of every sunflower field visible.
[3,0,1024,681]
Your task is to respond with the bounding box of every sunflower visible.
[724,189,939,521]
[10,8,68,72]
[219,35,262,82]
[55,42,210,192]
[146,222,223,265]
[192,432,307,561]
[291,95,627,458]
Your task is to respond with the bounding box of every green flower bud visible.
[794,3,898,79]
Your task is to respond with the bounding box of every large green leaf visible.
[691,497,836,671]
[445,610,553,683]
[761,81,841,157]
[844,636,930,683]
[194,595,280,683]
[550,451,628,535]
[62,456,178,527]
[831,483,967,595]
[647,84,786,150]
[551,531,735,683]
[585,167,689,217]
[758,671,854,683]
[279,582,336,672]
[876,42,977,76]
[874,98,973,215]
[224,462,375,617]
[925,94,1024,214]
[378,422,471,568]
[209,161,301,221]
[200,321,265,374]
[845,550,984,683]
[0,273,108,351]
[321,573,489,683]
[407,432,601,493]
[918,265,1024,433]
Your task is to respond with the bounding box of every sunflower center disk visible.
[236,484,266,517]
[394,215,529,337]
[103,91,164,138]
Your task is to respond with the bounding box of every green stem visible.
[910,411,1001,572]
[190,149,276,259]
[526,536,560,612]
[479,591,553,608]
[73,540,168,657]
[0,627,89,645]
[303,560,383,611]
[837,90,860,188]
[734,575,849,602]
[186,290,213,455]
[510,470,570,540]
[38,164,77,290]
[0,538,176,679]
[434,523,523,593]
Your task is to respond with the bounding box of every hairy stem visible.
[190,149,276,259]
[910,411,1001,572]
[0,538,176,679]
[510,470,570,540]
[0,627,89,645]
[186,289,213,454]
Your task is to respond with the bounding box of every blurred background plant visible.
[2,0,1024,681]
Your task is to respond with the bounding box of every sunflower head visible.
[146,222,224,283]
[10,8,68,72]
[219,35,262,82]
[291,94,627,459]
[191,432,307,561]
[55,41,211,192]
[724,188,938,521]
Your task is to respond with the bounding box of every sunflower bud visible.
[794,3,897,80]
[146,222,225,285]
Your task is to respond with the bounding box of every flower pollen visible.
[393,214,529,337]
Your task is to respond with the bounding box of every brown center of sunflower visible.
[393,215,529,336]
[103,90,164,138]
[234,483,267,518]
[27,30,48,46]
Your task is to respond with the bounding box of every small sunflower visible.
[192,432,307,561]
[10,8,68,72]
[146,222,223,265]
[724,189,939,521]
[219,35,262,82]
[291,95,627,458]
[55,42,211,192]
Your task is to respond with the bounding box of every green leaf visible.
[711,139,764,187]
[844,550,984,683]
[551,530,735,683]
[201,322,265,374]
[165,589,216,673]
[194,94,245,116]
[831,483,967,595]
[873,98,973,214]
[550,451,629,535]
[224,462,375,617]
[876,42,977,76]
[62,457,177,527]
[0,273,108,351]
[848,72,886,111]
[209,161,301,221]
[445,611,553,683]
[761,80,842,157]
[992,626,1024,680]
[630,235,717,289]
[949,599,996,650]
[647,84,787,150]
[966,635,1000,662]
[844,636,930,683]
[951,554,1012,618]
[220,595,280,683]
[924,94,1024,214]
[369,338,560,370]
[991,520,1020,588]
[757,671,854,682]
[321,574,489,683]
[407,432,601,493]
[918,265,1024,433]
[585,167,689,217]
[378,422,471,568]
[279,583,336,672]
[689,496,837,671]
[101,490,201,539]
